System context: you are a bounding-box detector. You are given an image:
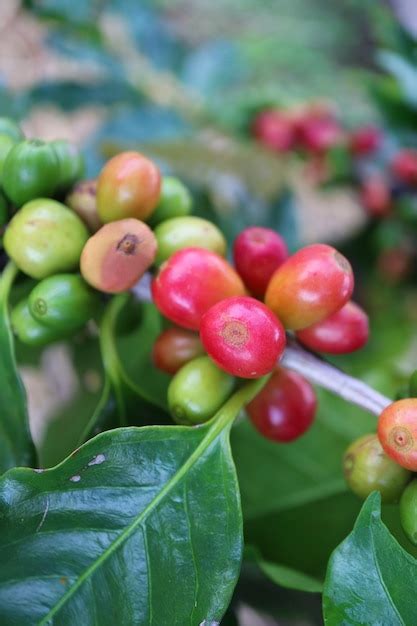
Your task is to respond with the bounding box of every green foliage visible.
[323,493,417,624]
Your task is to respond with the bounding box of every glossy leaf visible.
[0,263,35,472]
[323,492,417,625]
[0,380,265,625]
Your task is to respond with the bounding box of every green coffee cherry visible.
[400,479,417,545]
[0,117,24,142]
[155,216,227,265]
[29,274,99,331]
[0,134,17,185]
[51,139,85,192]
[11,299,68,347]
[168,355,235,425]
[343,433,410,503]
[4,198,89,279]
[149,176,192,226]
[3,139,60,206]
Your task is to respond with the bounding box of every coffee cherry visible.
[296,301,369,354]
[200,296,286,378]
[400,479,417,544]
[29,274,99,331]
[80,219,156,293]
[360,176,391,218]
[152,248,246,330]
[3,140,60,206]
[391,149,417,186]
[233,226,288,297]
[265,243,354,330]
[251,110,295,152]
[378,399,417,470]
[298,114,342,153]
[97,151,161,223]
[149,176,192,226]
[349,126,382,156]
[51,139,85,192]
[0,134,17,185]
[344,434,410,503]
[168,355,235,425]
[0,117,24,142]
[11,299,68,347]
[66,179,101,232]
[247,367,316,442]
[153,327,204,374]
[4,198,89,279]
[155,216,226,265]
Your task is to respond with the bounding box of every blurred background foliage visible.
[3,0,417,624]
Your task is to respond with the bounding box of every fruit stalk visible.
[131,273,392,415]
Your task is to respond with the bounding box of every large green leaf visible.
[0,264,35,473]
[323,492,417,625]
[0,380,264,625]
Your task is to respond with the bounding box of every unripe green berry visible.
[168,355,235,425]
[343,433,410,503]
[29,274,99,331]
[51,139,85,192]
[400,479,417,545]
[0,134,17,185]
[149,176,192,226]
[11,299,69,347]
[4,198,89,279]
[155,216,226,265]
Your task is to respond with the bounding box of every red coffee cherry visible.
[360,176,391,218]
[265,243,354,330]
[251,110,295,152]
[152,327,204,375]
[233,226,288,297]
[200,296,286,378]
[247,367,316,442]
[378,399,417,470]
[391,149,417,186]
[298,113,342,153]
[296,301,369,354]
[151,248,246,330]
[349,126,382,156]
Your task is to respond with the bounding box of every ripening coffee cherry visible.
[149,176,192,226]
[360,176,391,218]
[296,301,369,354]
[97,151,161,223]
[3,140,61,206]
[153,327,204,375]
[399,480,417,545]
[80,219,156,293]
[66,179,101,232]
[155,216,226,265]
[251,110,296,152]
[344,434,410,503]
[378,399,417,470]
[0,117,24,142]
[265,243,354,330]
[50,139,85,192]
[152,248,246,330]
[391,149,417,186]
[200,296,286,378]
[168,355,235,425]
[348,126,382,156]
[233,226,289,297]
[29,274,99,331]
[11,299,69,347]
[247,367,316,442]
[4,198,89,279]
